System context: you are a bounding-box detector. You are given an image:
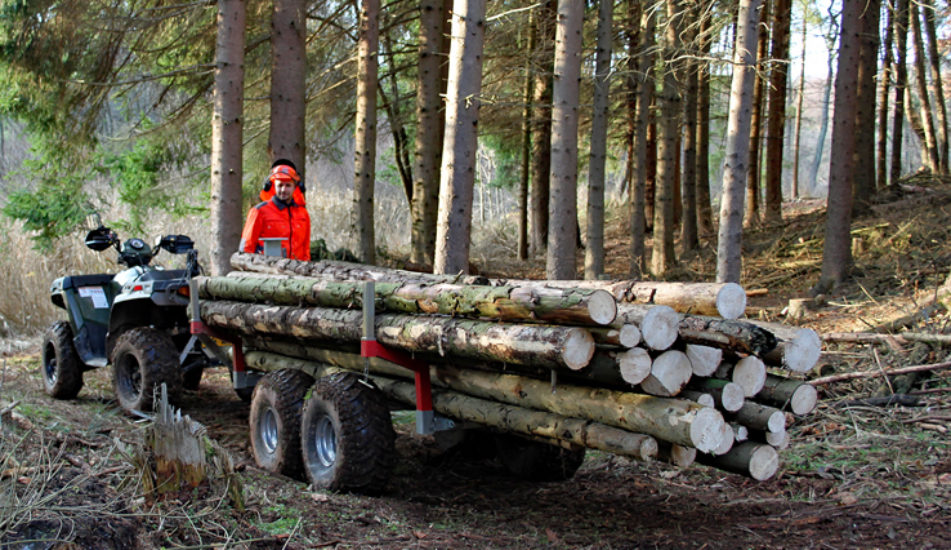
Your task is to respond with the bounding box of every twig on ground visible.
[810,358,951,386]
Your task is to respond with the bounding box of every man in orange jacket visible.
[240,163,311,260]
[259,159,306,205]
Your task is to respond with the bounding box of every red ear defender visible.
[269,164,300,184]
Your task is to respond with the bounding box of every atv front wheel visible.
[495,434,585,481]
[41,321,84,399]
[250,369,314,478]
[300,373,395,494]
[111,328,182,414]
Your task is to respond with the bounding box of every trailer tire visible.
[111,328,181,414]
[495,434,586,481]
[300,373,395,494]
[41,321,84,399]
[250,369,314,478]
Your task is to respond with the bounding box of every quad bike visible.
[41,221,221,414]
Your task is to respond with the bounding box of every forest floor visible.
[2,176,951,549]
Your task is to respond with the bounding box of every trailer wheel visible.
[300,373,395,494]
[41,321,84,399]
[495,434,586,481]
[111,328,182,414]
[249,369,314,478]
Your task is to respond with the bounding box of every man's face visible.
[275,179,294,202]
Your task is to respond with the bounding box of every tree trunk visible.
[379,30,413,204]
[807,49,834,194]
[764,0,791,224]
[815,1,861,293]
[546,0,583,280]
[730,401,786,433]
[434,0,486,274]
[209,0,245,277]
[695,5,714,235]
[530,2,556,257]
[922,0,948,174]
[877,0,895,190]
[268,0,306,175]
[890,0,909,188]
[744,0,770,228]
[200,299,595,370]
[679,0,699,252]
[198,275,617,326]
[651,0,682,276]
[716,0,762,283]
[791,6,807,198]
[910,1,939,172]
[851,0,880,216]
[353,0,379,264]
[584,0,613,279]
[517,9,536,261]
[410,0,446,266]
[677,315,777,356]
[629,1,655,277]
[697,441,779,480]
[757,375,818,416]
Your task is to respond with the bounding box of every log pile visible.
[196,252,823,481]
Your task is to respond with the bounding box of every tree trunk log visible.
[716,356,766,397]
[757,375,817,415]
[199,300,595,370]
[656,441,697,467]
[590,325,641,348]
[230,251,488,285]
[747,321,821,373]
[199,275,617,326]
[711,421,736,456]
[681,390,716,408]
[678,315,777,356]
[495,279,747,319]
[731,401,786,433]
[613,304,679,350]
[684,344,723,376]
[687,378,745,412]
[640,350,691,396]
[698,441,779,480]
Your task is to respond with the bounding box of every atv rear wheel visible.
[111,328,182,414]
[495,434,585,481]
[300,373,395,494]
[250,369,314,478]
[41,321,84,399]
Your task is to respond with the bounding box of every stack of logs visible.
[196,252,822,481]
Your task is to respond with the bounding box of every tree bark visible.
[922,0,948,173]
[410,0,445,266]
[198,275,618,326]
[791,5,807,198]
[744,0,770,228]
[877,0,895,190]
[530,1,556,257]
[516,9,536,261]
[268,0,306,175]
[716,0,762,283]
[695,5,714,235]
[889,0,909,188]
[815,0,861,293]
[678,314,777,355]
[764,0,791,224]
[584,0,613,279]
[434,0,486,274]
[909,1,939,172]
[757,374,817,415]
[353,0,379,264]
[209,0,245,276]
[679,0,699,252]
[730,401,786,433]
[546,0,583,280]
[200,300,595,371]
[629,1,655,276]
[851,0,880,216]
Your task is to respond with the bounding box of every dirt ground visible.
[3,181,951,549]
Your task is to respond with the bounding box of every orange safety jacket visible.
[239,197,310,260]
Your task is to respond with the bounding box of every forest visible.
[0,0,950,548]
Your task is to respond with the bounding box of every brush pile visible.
[195,252,821,481]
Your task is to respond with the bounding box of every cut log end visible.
[685,344,723,377]
[712,422,736,456]
[720,382,746,412]
[589,289,619,326]
[716,282,748,320]
[658,442,697,467]
[640,350,691,397]
[689,407,726,454]
[618,324,641,348]
[733,356,767,397]
[785,328,822,373]
[747,445,780,480]
[618,348,652,386]
[562,328,596,370]
[641,306,679,351]
[790,383,818,416]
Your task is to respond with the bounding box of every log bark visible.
[241,338,726,452]
[493,279,747,319]
[747,321,821,373]
[198,300,595,370]
[684,344,723,377]
[678,315,777,356]
[230,252,488,285]
[199,275,617,326]
[640,350,691,397]
[716,356,766,397]
[731,401,786,433]
[613,304,679,350]
[757,375,817,415]
[698,441,779,480]
[687,378,745,412]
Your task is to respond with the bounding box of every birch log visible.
[198,275,617,326]
[198,300,595,370]
[698,442,780,480]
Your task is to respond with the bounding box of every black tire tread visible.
[249,369,314,477]
[111,327,182,413]
[301,373,395,494]
[41,321,84,399]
